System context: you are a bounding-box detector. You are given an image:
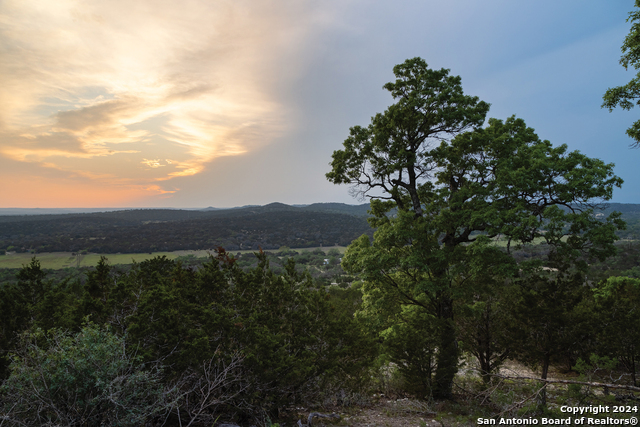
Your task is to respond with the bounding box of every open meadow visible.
[0,246,349,269]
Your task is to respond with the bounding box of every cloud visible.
[54,97,142,134]
[0,0,332,203]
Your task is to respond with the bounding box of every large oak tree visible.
[328,57,624,398]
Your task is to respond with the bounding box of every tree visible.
[16,256,47,307]
[329,57,624,398]
[0,283,28,379]
[100,252,374,420]
[76,256,113,326]
[504,270,593,407]
[602,0,640,146]
[456,287,511,385]
[592,276,640,386]
[1,258,77,379]
[378,305,440,398]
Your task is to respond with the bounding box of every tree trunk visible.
[477,303,494,384]
[631,352,637,387]
[538,353,550,408]
[479,349,493,385]
[433,297,458,399]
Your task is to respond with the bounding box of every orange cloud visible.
[0,0,329,206]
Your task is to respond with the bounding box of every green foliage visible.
[78,255,112,325]
[619,265,640,278]
[504,270,593,381]
[326,57,490,209]
[0,248,377,424]
[17,256,46,306]
[569,355,619,401]
[1,258,81,378]
[456,293,510,383]
[0,323,166,426]
[327,248,341,257]
[380,307,438,398]
[329,57,623,399]
[58,252,374,417]
[603,0,640,145]
[0,283,28,379]
[574,354,618,378]
[592,276,640,386]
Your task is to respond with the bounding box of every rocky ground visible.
[290,397,477,427]
[332,398,440,427]
[287,361,589,427]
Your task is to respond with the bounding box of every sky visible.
[0,0,638,208]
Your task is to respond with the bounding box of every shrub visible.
[0,323,168,426]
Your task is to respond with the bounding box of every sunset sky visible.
[0,1,638,208]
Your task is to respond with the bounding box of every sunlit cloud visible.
[0,0,327,205]
[141,159,167,169]
[145,185,178,195]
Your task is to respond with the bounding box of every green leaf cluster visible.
[602,0,640,145]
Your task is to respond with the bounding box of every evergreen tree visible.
[329,57,624,398]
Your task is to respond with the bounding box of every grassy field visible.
[491,236,548,247]
[0,246,349,270]
[0,251,210,269]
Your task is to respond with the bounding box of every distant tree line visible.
[0,209,373,254]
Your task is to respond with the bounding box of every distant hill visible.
[0,203,373,254]
[601,203,640,215]
[3,201,640,255]
[0,203,371,218]
[302,203,371,216]
[0,208,132,216]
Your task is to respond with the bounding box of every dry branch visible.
[491,374,640,393]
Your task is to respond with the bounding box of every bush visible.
[0,323,168,426]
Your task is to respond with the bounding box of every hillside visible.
[0,203,372,254]
[3,201,640,255]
